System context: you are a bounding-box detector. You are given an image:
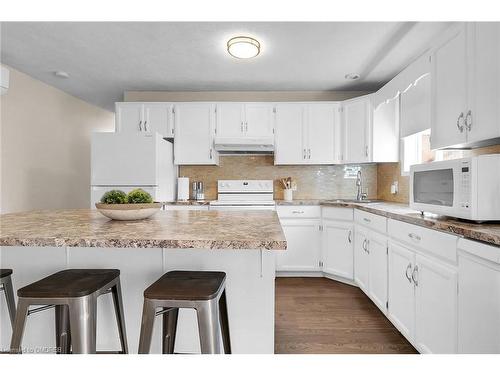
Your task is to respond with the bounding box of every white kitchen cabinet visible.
[274,103,339,165]
[388,242,416,341]
[372,95,399,163]
[367,231,388,313]
[431,24,468,149]
[173,103,219,165]
[431,22,500,149]
[274,104,306,164]
[216,103,273,138]
[354,226,369,292]
[342,95,371,163]
[322,220,353,280]
[414,253,457,354]
[116,102,172,138]
[458,239,500,353]
[276,219,322,272]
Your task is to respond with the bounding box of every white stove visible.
[209,180,275,211]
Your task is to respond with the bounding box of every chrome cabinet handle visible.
[456,112,465,133]
[209,149,213,159]
[138,120,143,131]
[348,230,352,243]
[408,233,421,242]
[412,265,419,286]
[245,122,248,132]
[362,239,369,253]
[405,263,413,283]
[365,145,369,157]
[291,210,304,214]
[465,110,472,131]
[308,148,311,159]
[362,239,367,252]
[303,149,307,159]
[363,217,371,223]
[366,239,370,254]
[241,121,244,132]
[144,120,148,132]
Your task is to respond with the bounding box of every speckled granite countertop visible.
[0,209,287,250]
[276,200,500,247]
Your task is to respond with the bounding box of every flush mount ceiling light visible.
[54,71,70,79]
[345,73,360,80]
[227,36,260,59]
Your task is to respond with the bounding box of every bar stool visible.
[1,269,17,328]
[138,271,231,354]
[10,269,128,354]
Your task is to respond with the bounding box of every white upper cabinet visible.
[372,95,399,162]
[216,103,274,138]
[244,103,274,137]
[116,102,172,138]
[306,103,340,164]
[431,24,468,149]
[216,103,245,138]
[173,103,218,165]
[274,102,339,165]
[274,104,306,164]
[431,22,500,149]
[467,22,500,143]
[342,95,371,163]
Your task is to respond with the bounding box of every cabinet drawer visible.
[277,205,321,219]
[322,207,353,221]
[354,209,387,234]
[388,219,458,263]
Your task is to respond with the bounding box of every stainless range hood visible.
[214,136,274,154]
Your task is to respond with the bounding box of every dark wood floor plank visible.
[275,277,418,354]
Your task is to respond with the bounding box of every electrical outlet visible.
[291,181,297,191]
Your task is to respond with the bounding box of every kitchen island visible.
[0,209,286,354]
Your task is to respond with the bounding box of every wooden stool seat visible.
[144,271,226,300]
[17,269,120,298]
[0,269,13,278]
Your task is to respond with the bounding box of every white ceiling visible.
[0,22,451,111]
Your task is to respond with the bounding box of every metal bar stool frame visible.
[10,275,128,354]
[138,280,231,354]
[0,271,17,328]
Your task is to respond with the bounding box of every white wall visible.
[0,65,115,213]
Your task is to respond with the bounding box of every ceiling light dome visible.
[227,36,260,59]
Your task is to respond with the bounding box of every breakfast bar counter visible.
[0,209,286,354]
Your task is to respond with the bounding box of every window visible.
[401,129,435,175]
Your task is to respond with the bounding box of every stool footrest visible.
[27,304,55,316]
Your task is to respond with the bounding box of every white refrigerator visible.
[90,132,177,207]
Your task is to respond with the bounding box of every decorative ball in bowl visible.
[95,189,162,221]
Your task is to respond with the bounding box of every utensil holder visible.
[284,189,293,202]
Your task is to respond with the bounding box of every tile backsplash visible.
[179,156,378,200]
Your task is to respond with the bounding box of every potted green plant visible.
[95,189,162,221]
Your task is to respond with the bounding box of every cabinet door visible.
[306,103,338,164]
[115,103,143,134]
[244,104,274,137]
[367,232,388,313]
[431,25,468,149]
[414,254,457,353]
[388,242,415,341]
[322,220,353,280]
[216,103,245,138]
[354,226,369,292]
[372,96,399,162]
[276,220,321,272]
[174,103,218,165]
[467,22,500,143]
[458,252,500,353]
[274,104,306,165]
[343,97,370,163]
[143,103,171,137]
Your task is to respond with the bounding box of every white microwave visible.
[410,154,500,221]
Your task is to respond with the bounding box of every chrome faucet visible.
[356,170,368,201]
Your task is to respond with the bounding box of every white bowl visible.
[95,203,162,221]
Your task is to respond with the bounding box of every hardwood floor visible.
[275,277,418,354]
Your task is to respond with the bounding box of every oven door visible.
[410,159,469,217]
[209,204,276,211]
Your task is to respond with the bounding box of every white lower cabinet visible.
[354,226,369,292]
[276,218,322,272]
[388,241,458,353]
[322,219,353,280]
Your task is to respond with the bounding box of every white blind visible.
[400,73,431,137]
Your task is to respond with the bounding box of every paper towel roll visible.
[177,177,189,201]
